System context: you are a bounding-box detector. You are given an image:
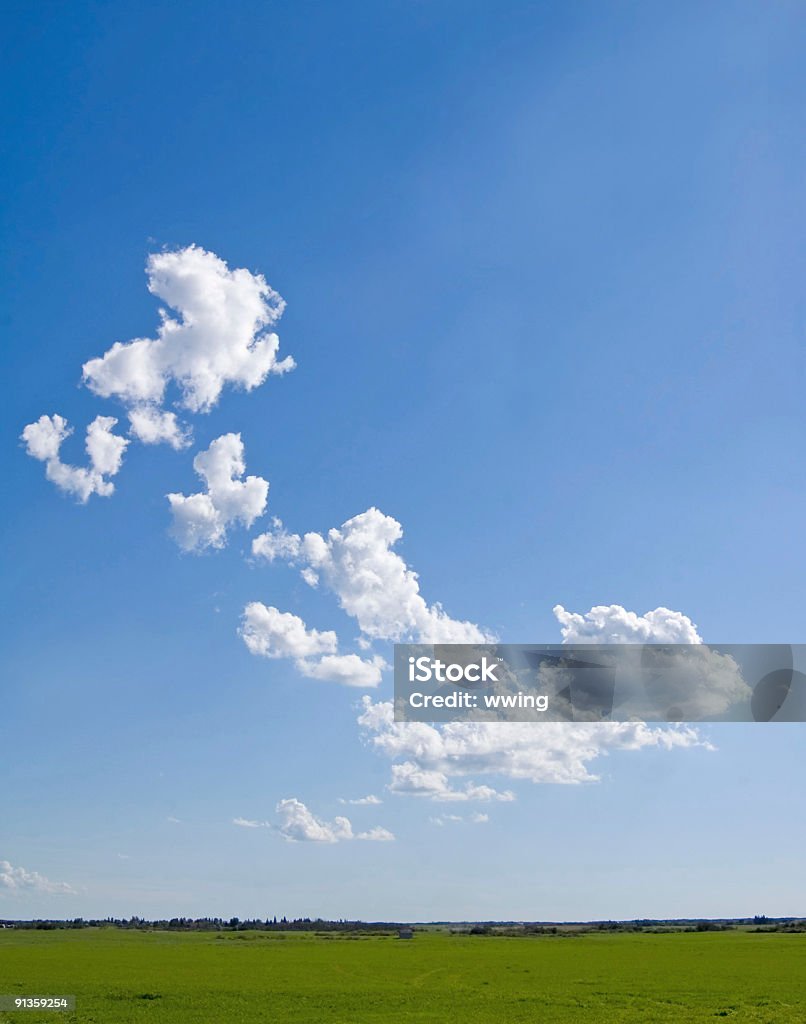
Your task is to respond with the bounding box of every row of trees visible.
[2,915,803,933]
[0,916,403,931]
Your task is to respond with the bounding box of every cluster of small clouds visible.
[244,507,716,813]
[242,506,494,688]
[21,414,128,503]
[233,799,394,843]
[0,860,75,896]
[21,245,293,503]
[18,243,719,863]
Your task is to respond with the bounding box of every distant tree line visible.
[0,916,403,932]
[1,915,804,933]
[453,916,806,937]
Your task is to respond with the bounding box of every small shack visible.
[397,927,414,940]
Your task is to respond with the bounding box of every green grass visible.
[1,928,805,1023]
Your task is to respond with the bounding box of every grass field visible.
[1,928,805,1023]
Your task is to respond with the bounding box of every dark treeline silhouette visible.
[0,916,403,932]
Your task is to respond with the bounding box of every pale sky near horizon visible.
[2,0,805,921]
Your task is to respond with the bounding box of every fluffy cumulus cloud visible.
[82,245,294,444]
[298,653,386,688]
[251,517,302,562]
[240,603,385,687]
[0,860,75,895]
[168,433,268,551]
[354,607,713,804]
[252,508,493,643]
[553,604,749,719]
[22,246,294,507]
[241,603,337,659]
[554,604,703,644]
[359,697,709,795]
[272,799,394,843]
[21,413,128,502]
[338,794,382,806]
[127,406,189,450]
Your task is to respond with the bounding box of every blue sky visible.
[2,1,805,921]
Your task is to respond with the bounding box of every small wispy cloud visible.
[0,860,75,896]
[233,801,395,844]
[429,812,489,826]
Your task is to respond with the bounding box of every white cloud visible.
[348,602,714,806]
[338,795,382,806]
[355,826,395,842]
[359,698,709,796]
[0,860,75,896]
[386,762,514,802]
[21,413,128,502]
[552,604,749,719]
[82,246,294,434]
[127,406,190,449]
[298,653,386,688]
[251,517,302,562]
[274,798,394,843]
[430,812,489,826]
[240,604,385,688]
[241,604,337,659]
[553,604,703,644]
[168,433,268,551]
[253,507,493,644]
[233,817,265,828]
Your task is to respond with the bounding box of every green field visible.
[1,928,805,1023]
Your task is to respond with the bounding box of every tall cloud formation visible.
[82,245,294,446]
[252,508,493,644]
[20,414,128,502]
[0,859,75,895]
[168,433,268,552]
